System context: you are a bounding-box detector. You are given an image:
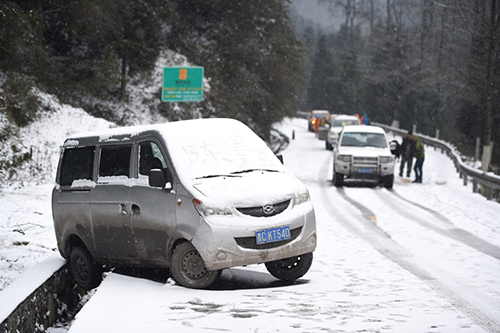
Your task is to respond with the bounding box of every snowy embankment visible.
[0,97,114,291]
[0,50,193,291]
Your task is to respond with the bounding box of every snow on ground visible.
[1,113,499,332]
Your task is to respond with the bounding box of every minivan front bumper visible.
[191,202,317,271]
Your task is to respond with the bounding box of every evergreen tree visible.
[169,0,305,141]
[306,35,338,112]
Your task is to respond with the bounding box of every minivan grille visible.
[234,226,302,250]
[236,199,291,217]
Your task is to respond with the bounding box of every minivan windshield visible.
[160,119,285,183]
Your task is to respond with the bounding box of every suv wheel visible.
[70,246,103,290]
[332,171,344,187]
[265,252,313,281]
[171,242,221,289]
[384,174,394,189]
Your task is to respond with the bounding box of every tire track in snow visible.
[381,189,500,261]
[317,156,500,333]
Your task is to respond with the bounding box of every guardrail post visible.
[463,174,468,186]
[486,187,493,200]
[472,180,478,193]
[475,137,481,161]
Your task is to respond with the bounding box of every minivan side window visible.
[99,145,132,177]
[59,146,95,186]
[139,141,167,176]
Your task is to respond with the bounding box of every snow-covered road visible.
[63,118,500,333]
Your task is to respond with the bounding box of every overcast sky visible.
[290,0,343,32]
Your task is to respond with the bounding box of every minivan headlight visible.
[294,189,311,205]
[380,156,394,163]
[193,198,232,217]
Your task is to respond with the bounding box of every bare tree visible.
[454,0,499,169]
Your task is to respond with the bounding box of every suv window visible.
[333,119,359,127]
[59,146,95,186]
[139,141,167,176]
[341,133,387,148]
[99,145,132,177]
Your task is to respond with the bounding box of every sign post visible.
[162,67,203,102]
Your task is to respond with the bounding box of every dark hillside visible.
[0,0,305,141]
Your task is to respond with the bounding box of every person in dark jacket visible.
[412,135,425,183]
[399,130,415,178]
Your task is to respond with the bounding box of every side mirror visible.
[149,169,169,189]
[276,154,284,164]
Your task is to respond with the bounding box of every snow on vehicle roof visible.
[334,115,359,120]
[64,118,286,183]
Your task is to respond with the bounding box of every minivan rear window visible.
[99,145,132,177]
[59,146,95,186]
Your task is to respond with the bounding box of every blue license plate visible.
[358,168,373,173]
[256,226,291,245]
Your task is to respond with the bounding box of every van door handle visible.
[120,203,128,215]
[132,204,141,216]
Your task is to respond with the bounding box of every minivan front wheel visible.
[265,252,313,281]
[171,242,221,289]
[70,246,103,290]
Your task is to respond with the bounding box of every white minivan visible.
[52,118,317,289]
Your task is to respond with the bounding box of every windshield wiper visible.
[195,174,241,179]
[230,169,279,175]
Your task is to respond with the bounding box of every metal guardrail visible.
[372,121,500,202]
[296,111,310,119]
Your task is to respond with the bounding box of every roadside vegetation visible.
[299,0,499,171]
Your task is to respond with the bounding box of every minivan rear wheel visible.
[70,246,103,290]
[171,242,221,289]
[265,252,313,281]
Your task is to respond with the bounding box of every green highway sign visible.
[162,67,203,102]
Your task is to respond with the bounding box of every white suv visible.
[332,125,395,188]
[326,115,360,150]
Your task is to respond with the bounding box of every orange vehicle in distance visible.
[308,110,331,132]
